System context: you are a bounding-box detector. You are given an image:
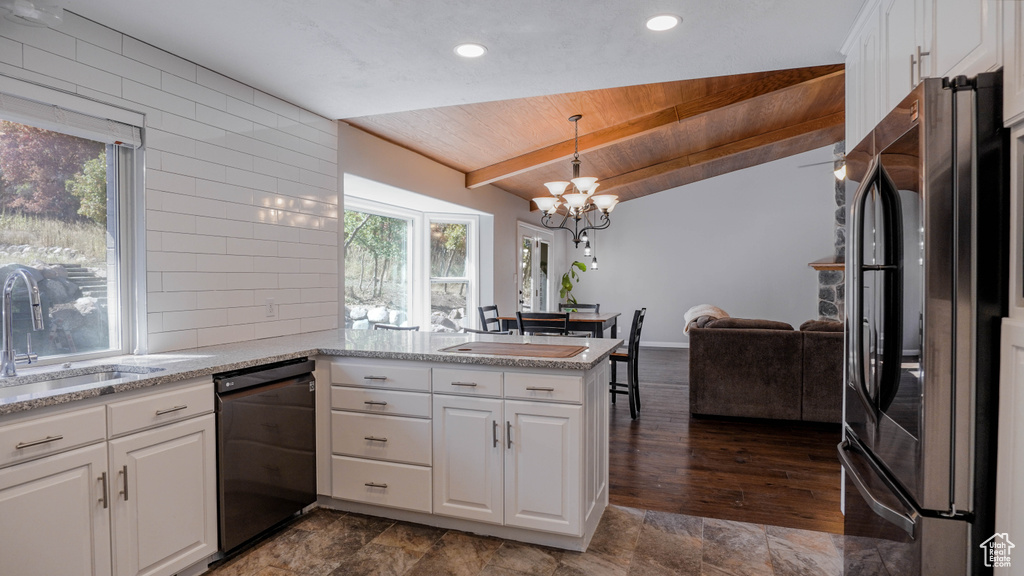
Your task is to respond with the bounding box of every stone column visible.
[818,141,846,321]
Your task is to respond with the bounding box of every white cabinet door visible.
[932,0,1000,78]
[883,0,921,110]
[0,443,111,576]
[504,400,581,536]
[848,1,883,147]
[1004,0,1024,125]
[432,395,503,524]
[108,415,216,576]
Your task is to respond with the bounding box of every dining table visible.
[498,312,621,339]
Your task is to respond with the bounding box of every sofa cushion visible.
[706,317,794,331]
[799,319,844,332]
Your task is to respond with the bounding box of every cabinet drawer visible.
[433,368,502,397]
[107,380,214,437]
[0,405,106,468]
[331,386,430,418]
[332,455,431,513]
[330,361,430,392]
[504,373,582,404]
[331,411,431,466]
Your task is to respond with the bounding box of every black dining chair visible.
[558,303,600,314]
[373,324,420,331]
[478,305,502,332]
[516,311,570,336]
[610,308,646,419]
[461,327,512,335]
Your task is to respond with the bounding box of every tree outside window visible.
[343,209,410,329]
[0,120,118,358]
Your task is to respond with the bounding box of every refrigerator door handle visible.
[849,157,880,426]
[875,165,905,412]
[838,440,919,538]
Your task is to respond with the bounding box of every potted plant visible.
[560,260,587,309]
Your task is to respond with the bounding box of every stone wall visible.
[818,141,846,321]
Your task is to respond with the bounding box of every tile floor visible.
[206,505,842,576]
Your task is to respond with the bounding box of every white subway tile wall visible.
[0,12,340,352]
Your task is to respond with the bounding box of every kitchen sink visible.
[0,366,166,399]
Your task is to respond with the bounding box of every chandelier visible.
[532,115,618,247]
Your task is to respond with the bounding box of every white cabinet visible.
[1005,0,1024,125]
[432,395,503,524]
[846,1,883,147]
[932,0,1000,79]
[883,0,925,111]
[108,415,216,576]
[0,442,111,576]
[503,400,581,535]
[431,368,592,537]
[0,377,216,576]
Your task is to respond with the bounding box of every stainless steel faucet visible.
[1,269,45,378]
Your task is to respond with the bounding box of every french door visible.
[517,224,552,312]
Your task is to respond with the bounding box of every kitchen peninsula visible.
[0,330,619,576]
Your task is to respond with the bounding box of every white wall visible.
[0,12,340,352]
[337,123,543,319]
[571,146,838,346]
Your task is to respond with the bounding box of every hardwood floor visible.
[607,348,844,534]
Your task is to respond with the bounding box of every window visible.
[343,198,477,332]
[343,206,412,329]
[0,95,140,364]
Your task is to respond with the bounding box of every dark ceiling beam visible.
[465,65,844,189]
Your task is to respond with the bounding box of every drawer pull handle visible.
[364,482,388,489]
[15,434,64,449]
[119,465,128,501]
[364,400,389,406]
[364,436,389,443]
[155,404,188,416]
[506,421,512,449]
[526,386,555,392]
[99,472,108,509]
[451,382,478,387]
[364,375,388,381]
[493,420,499,448]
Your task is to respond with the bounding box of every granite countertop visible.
[0,329,622,416]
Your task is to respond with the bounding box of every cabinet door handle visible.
[910,53,916,88]
[363,400,388,406]
[155,404,187,416]
[450,382,478,387]
[364,482,388,489]
[506,421,512,449]
[493,420,499,448]
[364,436,389,443]
[914,45,930,85]
[363,375,388,381]
[15,434,63,449]
[99,472,108,509]
[119,465,128,501]
[526,386,555,392]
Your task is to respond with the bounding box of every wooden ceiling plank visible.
[598,110,845,191]
[465,66,843,189]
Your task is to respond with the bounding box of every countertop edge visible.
[0,337,620,416]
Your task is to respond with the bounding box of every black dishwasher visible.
[214,357,316,552]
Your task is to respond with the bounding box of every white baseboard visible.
[640,341,688,349]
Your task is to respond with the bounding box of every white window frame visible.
[424,215,479,330]
[0,81,145,363]
[343,197,479,330]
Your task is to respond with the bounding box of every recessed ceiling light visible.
[454,43,487,58]
[646,14,680,31]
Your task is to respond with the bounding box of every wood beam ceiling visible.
[464,66,843,189]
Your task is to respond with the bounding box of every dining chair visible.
[558,303,600,314]
[478,305,501,332]
[610,308,646,419]
[461,327,512,335]
[516,311,570,336]
[373,324,420,331]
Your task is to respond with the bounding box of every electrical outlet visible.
[265,298,275,318]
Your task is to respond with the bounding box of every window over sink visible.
[0,89,143,365]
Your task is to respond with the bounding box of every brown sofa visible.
[688,318,843,423]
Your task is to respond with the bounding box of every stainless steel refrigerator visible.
[841,72,1009,575]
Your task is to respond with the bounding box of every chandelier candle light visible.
[533,115,618,247]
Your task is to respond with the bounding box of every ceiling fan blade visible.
[796,160,836,168]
